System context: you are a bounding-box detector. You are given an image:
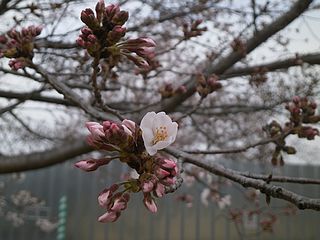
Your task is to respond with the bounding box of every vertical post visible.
[57,195,67,240]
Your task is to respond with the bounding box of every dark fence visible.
[0,160,320,240]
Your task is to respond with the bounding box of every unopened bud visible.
[76,37,85,47]
[105,4,120,20]
[75,159,99,172]
[81,8,98,29]
[112,10,129,25]
[95,0,105,23]
[7,29,19,39]
[175,85,187,94]
[0,35,7,44]
[87,34,97,43]
[153,183,165,198]
[292,96,300,105]
[283,146,296,155]
[108,26,126,43]
[81,27,92,36]
[143,195,157,213]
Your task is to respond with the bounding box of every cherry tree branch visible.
[0,89,75,106]
[29,63,123,121]
[221,52,320,79]
[0,139,92,173]
[184,137,274,154]
[166,147,320,211]
[145,0,313,115]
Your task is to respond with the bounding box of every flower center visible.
[152,126,168,144]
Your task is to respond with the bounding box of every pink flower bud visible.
[81,27,92,36]
[7,29,19,39]
[110,199,126,211]
[172,165,179,176]
[110,123,120,134]
[110,194,129,211]
[74,159,99,172]
[76,37,85,47]
[27,25,42,37]
[154,183,165,198]
[143,195,157,213]
[122,119,136,134]
[113,25,126,34]
[292,96,300,105]
[87,34,97,43]
[98,211,120,223]
[81,8,96,26]
[0,35,7,44]
[112,10,129,25]
[155,167,170,179]
[86,122,105,139]
[292,107,300,115]
[125,54,149,69]
[122,38,156,48]
[35,26,43,36]
[159,158,176,169]
[75,157,112,172]
[142,180,155,193]
[7,39,18,48]
[98,184,118,208]
[102,120,112,131]
[86,135,96,147]
[135,47,155,60]
[21,28,29,37]
[305,128,319,140]
[105,4,120,20]
[139,38,156,47]
[108,26,126,43]
[8,59,25,71]
[176,85,187,94]
[95,0,105,22]
[161,176,176,186]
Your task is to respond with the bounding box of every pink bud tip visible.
[98,211,119,223]
[143,196,157,213]
[74,159,98,172]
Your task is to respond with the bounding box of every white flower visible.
[140,111,178,156]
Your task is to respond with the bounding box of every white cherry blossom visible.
[140,112,178,156]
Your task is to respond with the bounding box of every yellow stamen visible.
[152,126,168,144]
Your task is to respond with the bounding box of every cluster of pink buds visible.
[139,157,178,212]
[284,97,320,140]
[159,83,187,98]
[77,0,156,69]
[97,184,130,222]
[86,119,137,153]
[76,112,180,223]
[183,19,207,39]
[297,126,319,140]
[196,74,222,97]
[264,96,320,166]
[0,25,42,70]
[115,37,156,69]
[286,96,319,126]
